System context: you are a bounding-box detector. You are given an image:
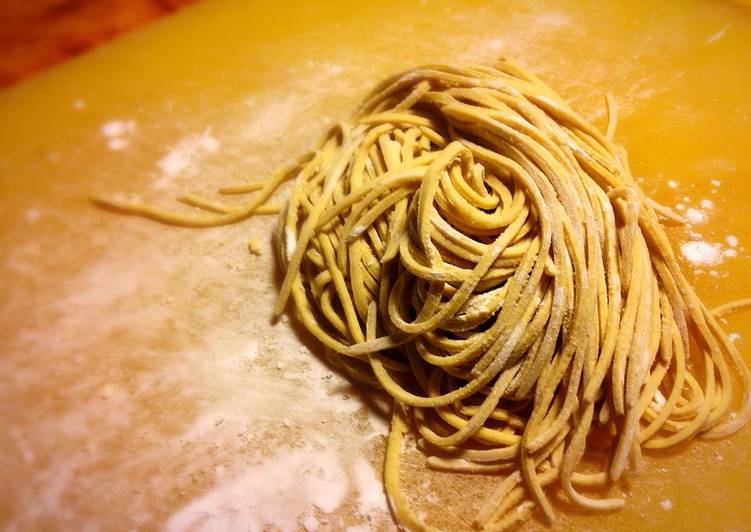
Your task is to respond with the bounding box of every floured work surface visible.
[1,0,750,530]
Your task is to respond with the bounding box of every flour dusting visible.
[681,241,722,266]
[684,208,705,224]
[165,447,348,532]
[101,120,136,138]
[352,457,388,516]
[100,119,137,151]
[707,23,730,43]
[155,128,220,188]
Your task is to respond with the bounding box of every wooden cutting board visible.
[1,0,750,530]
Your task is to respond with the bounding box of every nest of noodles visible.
[272,60,751,530]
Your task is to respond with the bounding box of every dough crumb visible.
[248,236,262,256]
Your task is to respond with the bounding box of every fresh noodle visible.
[94,59,751,531]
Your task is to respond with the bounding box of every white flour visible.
[165,447,348,532]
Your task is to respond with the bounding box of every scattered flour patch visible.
[211,337,260,373]
[242,93,301,143]
[177,411,237,441]
[302,515,320,531]
[667,180,679,189]
[101,119,136,138]
[102,121,124,138]
[352,457,388,516]
[661,499,673,510]
[684,208,705,224]
[108,138,129,151]
[699,199,714,210]
[729,332,741,343]
[200,133,220,152]
[155,128,220,188]
[726,235,738,247]
[165,447,348,532]
[711,179,722,187]
[707,23,730,43]
[101,119,136,151]
[680,241,722,265]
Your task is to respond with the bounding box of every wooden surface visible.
[1,0,750,530]
[0,0,198,87]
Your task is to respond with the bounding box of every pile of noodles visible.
[96,59,751,531]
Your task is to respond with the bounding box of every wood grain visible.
[0,0,198,88]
